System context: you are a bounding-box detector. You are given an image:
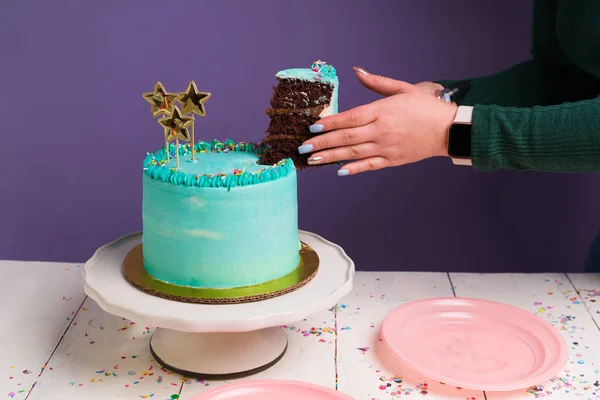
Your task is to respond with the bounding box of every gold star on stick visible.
[179,80,212,160]
[143,82,181,117]
[179,80,211,116]
[158,105,193,169]
[143,82,180,161]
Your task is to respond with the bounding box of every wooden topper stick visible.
[191,115,195,160]
[163,113,170,161]
[175,137,180,169]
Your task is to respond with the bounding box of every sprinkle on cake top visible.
[276,60,338,84]
[143,139,295,189]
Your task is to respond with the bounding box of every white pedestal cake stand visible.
[83,230,354,379]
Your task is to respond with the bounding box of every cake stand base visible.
[149,327,288,379]
[84,230,354,380]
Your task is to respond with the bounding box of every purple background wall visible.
[1,0,599,272]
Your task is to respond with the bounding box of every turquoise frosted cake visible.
[142,140,300,289]
[259,60,339,168]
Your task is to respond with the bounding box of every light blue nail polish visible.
[309,124,324,133]
[337,169,349,176]
[298,144,314,154]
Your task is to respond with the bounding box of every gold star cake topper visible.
[179,80,212,116]
[159,105,193,142]
[178,80,212,161]
[159,105,193,169]
[143,80,211,168]
[143,82,180,117]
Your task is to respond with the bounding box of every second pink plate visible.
[191,379,353,399]
[380,297,568,391]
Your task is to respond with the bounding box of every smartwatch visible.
[435,81,471,104]
[447,105,473,166]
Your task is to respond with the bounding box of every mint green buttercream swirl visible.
[143,139,295,189]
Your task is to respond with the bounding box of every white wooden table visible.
[2,261,600,400]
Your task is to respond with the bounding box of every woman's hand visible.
[414,80,445,95]
[298,67,457,176]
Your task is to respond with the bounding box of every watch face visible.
[448,124,471,158]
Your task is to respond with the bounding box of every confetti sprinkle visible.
[282,325,335,341]
[8,274,600,399]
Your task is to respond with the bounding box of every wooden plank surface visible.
[0,261,84,399]
[568,273,600,329]
[336,272,485,400]
[25,297,184,399]
[27,298,335,399]
[5,264,600,400]
[451,273,600,399]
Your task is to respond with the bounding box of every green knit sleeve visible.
[437,0,600,172]
[471,98,600,171]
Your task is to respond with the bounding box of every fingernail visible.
[309,124,324,133]
[337,169,349,176]
[298,144,314,154]
[308,156,323,165]
[353,66,369,75]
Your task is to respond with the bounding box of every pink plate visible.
[190,379,354,400]
[380,297,568,391]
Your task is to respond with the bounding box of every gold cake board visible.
[123,242,319,304]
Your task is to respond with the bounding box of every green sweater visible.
[439,0,600,171]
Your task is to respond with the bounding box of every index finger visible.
[310,103,378,133]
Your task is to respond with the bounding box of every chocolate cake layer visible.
[270,78,334,109]
[259,135,315,169]
[266,105,325,135]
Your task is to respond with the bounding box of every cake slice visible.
[259,60,339,168]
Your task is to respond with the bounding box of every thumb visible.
[353,66,414,96]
